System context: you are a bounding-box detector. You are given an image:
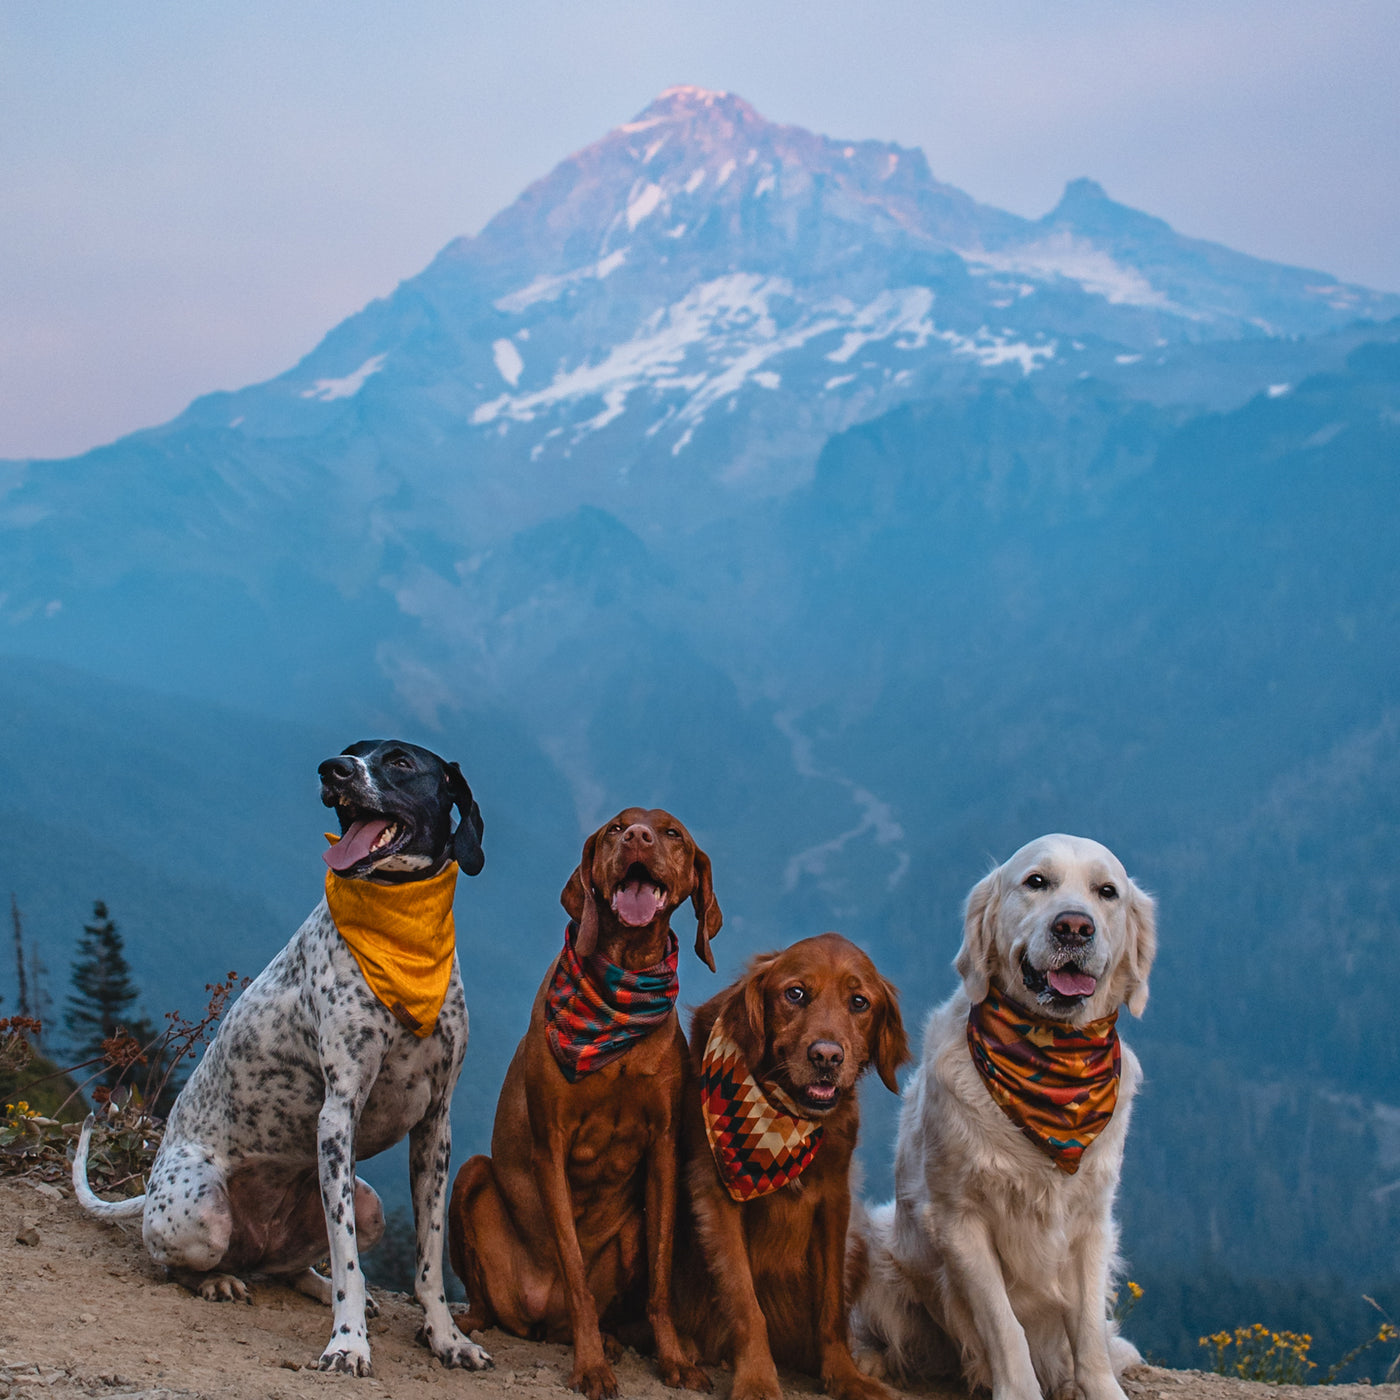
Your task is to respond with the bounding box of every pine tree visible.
[10,893,28,1017]
[66,901,140,1081]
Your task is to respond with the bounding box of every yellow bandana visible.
[323,834,459,1037]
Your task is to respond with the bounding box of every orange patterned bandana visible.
[700,1016,824,1202]
[324,837,458,1037]
[966,986,1120,1175]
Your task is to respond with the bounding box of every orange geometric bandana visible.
[966,986,1120,1175]
[324,836,458,1037]
[700,1016,824,1202]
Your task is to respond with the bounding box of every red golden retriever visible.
[674,933,908,1400]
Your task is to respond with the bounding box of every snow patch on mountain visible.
[949,330,1056,372]
[300,353,387,401]
[495,250,629,313]
[474,275,1055,443]
[826,288,935,363]
[492,339,524,387]
[963,234,1195,316]
[626,182,664,230]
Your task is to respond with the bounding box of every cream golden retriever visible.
[849,834,1156,1400]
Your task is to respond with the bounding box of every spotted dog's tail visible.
[71,1115,147,1220]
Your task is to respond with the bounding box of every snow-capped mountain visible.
[5,90,1400,1336]
[145,85,1398,524]
[4,84,1398,744]
[3,83,1396,694]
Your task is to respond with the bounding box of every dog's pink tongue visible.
[612,880,663,927]
[324,819,390,872]
[1048,968,1098,997]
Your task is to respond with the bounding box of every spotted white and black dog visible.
[73,739,491,1377]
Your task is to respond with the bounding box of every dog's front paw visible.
[853,1346,891,1381]
[317,1341,373,1377]
[568,1360,619,1400]
[658,1357,712,1393]
[730,1363,782,1400]
[422,1327,493,1371]
[825,1366,896,1400]
[196,1273,250,1303]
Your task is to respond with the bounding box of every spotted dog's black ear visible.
[445,762,485,876]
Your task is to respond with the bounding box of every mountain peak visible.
[647,85,736,111]
[618,85,768,142]
[1042,175,1176,240]
[1053,177,1111,212]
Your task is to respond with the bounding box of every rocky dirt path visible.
[1,1177,1394,1400]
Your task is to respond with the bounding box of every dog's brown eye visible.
[850,994,869,1012]
[607,823,623,834]
[664,828,681,839]
[1023,873,1048,890]
[784,986,806,1004]
[1099,883,1119,901]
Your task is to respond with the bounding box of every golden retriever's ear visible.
[729,950,781,1069]
[872,972,911,1093]
[955,868,1001,1003]
[560,829,602,957]
[1122,878,1157,1017]
[690,843,722,972]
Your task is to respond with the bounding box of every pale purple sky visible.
[3,0,1397,460]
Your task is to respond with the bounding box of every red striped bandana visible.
[544,922,679,1082]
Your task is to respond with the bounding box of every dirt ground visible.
[1,1175,1394,1400]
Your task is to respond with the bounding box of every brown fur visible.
[675,934,909,1400]
[448,810,721,1400]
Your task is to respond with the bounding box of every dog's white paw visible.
[853,1347,890,1381]
[317,1340,373,1377]
[196,1273,250,1303]
[419,1324,493,1371]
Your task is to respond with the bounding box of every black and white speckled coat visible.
[72,740,492,1378]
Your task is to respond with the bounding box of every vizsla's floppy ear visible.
[1122,877,1158,1018]
[955,866,1002,1004]
[728,950,781,1070]
[445,762,485,877]
[689,844,722,972]
[560,829,602,957]
[871,971,911,1094]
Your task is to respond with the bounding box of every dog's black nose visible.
[808,1040,844,1071]
[620,823,655,848]
[1051,909,1095,942]
[319,757,356,783]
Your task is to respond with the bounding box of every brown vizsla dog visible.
[448,809,720,1400]
[675,933,908,1400]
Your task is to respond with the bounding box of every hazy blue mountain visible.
[3,86,1397,717]
[1,88,1397,1371]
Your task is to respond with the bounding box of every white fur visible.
[72,898,491,1376]
[850,834,1156,1400]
